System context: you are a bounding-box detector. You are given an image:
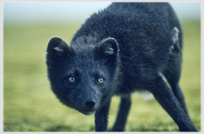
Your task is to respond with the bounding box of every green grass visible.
[3,21,201,132]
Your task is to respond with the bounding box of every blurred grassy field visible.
[3,21,200,132]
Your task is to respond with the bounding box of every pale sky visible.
[3,2,201,25]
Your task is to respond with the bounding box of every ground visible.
[3,21,200,131]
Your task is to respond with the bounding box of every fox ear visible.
[46,37,75,67]
[95,37,119,65]
[97,37,119,56]
[47,37,69,54]
[47,37,75,57]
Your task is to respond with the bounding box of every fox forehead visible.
[67,48,105,68]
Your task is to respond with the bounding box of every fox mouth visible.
[81,110,95,115]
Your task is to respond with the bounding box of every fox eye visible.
[98,78,104,83]
[68,77,75,82]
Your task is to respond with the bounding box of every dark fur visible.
[46,3,197,131]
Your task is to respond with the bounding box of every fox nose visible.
[85,100,96,109]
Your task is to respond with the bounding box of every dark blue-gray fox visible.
[46,3,197,131]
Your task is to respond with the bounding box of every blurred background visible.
[3,1,201,132]
[3,2,201,24]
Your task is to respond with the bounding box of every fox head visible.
[46,37,120,115]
